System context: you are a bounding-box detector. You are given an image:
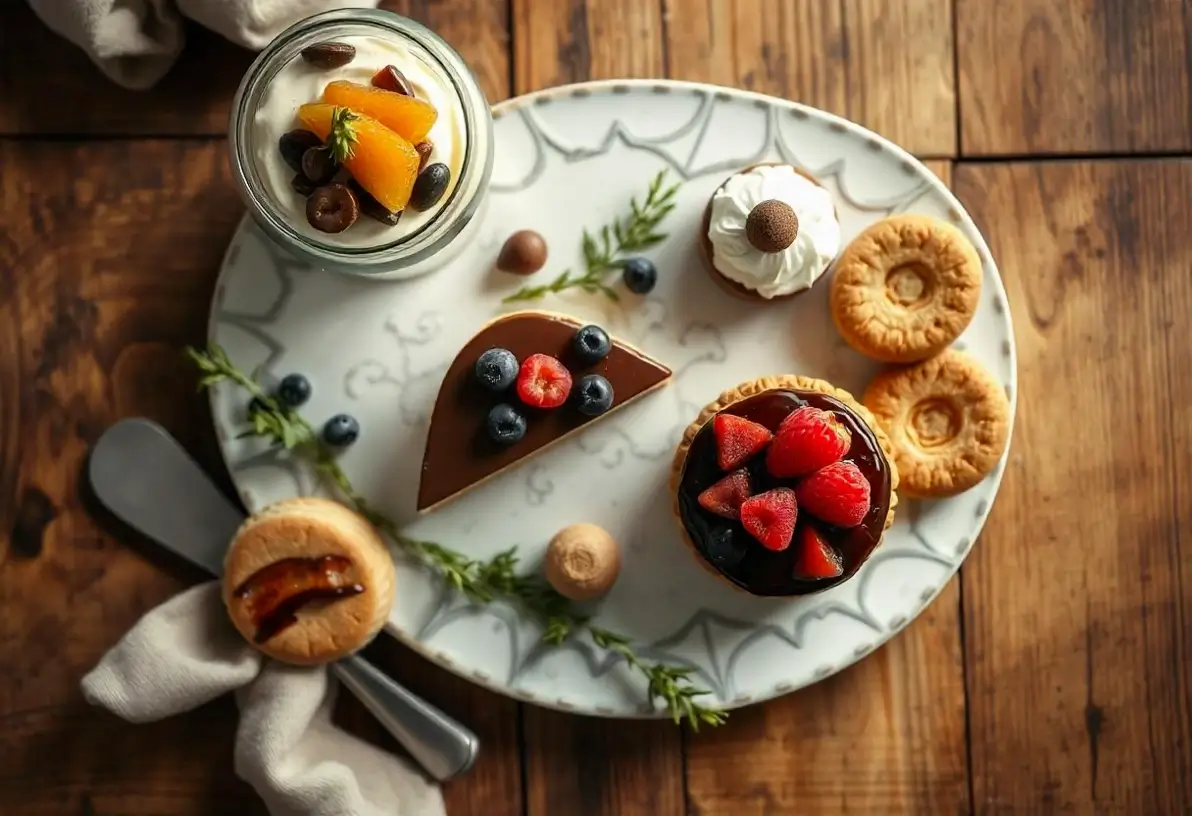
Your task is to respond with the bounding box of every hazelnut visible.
[497,230,548,276]
[745,199,799,253]
[544,523,621,601]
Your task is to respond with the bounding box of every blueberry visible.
[277,373,312,407]
[474,348,518,392]
[621,257,657,294]
[574,374,614,416]
[323,413,360,447]
[486,403,527,445]
[571,324,611,365]
[705,527,745,568]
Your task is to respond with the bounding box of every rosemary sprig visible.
[326,106,359,163]
[502,170,680,303]
[188,344,725,729]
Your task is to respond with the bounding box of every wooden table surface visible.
[1,1,1190,813]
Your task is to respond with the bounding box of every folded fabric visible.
[81,582,446,816]
[26,0,381,90]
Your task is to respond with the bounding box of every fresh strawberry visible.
[766,406,852,479]
[713,414,773,471]
[516,353,572,408]
[697,469,752,519]
[795,460,871,527]
[793,526,844,580]
[739,488,797,551]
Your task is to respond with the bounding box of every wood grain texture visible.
[954,160,1192,813]
[684,162,971,816]
[0,0,511,135]
[0,140,260,815]
[957,0,1192,155]
[512,0,665,92]
[662,0,956,156]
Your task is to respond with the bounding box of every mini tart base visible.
[669,375,900,590]
[699,164,835,303]
[222,497,396,666]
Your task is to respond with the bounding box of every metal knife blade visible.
[87,417,480,781]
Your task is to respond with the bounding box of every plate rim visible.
[206,77,1018,719]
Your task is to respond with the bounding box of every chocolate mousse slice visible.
[418,311,672,512]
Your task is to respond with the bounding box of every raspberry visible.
[516,353,573,408]
[793,526,844,580]
[766,406,851,479]
[739,487,797,551]
[795,460,871,527]
[712,414,773,471]
[697,469,752,519]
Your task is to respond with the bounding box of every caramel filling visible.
[907,398,962,449]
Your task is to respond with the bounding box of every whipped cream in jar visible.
[229,9,493,280]
[706,165,841,298]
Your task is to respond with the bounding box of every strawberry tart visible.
[669,376,900,596]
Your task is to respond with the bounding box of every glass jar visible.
[228,8,493,280]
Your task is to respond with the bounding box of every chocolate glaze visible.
[676,389,892,597]
[419,312,672,511]
[233,555,365,642]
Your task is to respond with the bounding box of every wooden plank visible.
[0,0,511,134]
[684,160,971,815]
[510,2,683,814]
[0,140,523,815]
[522,714,685,815]
[661,0,956,156]
[512,0,665,92]
[954,159,1192,813]
[957,0,1192,155]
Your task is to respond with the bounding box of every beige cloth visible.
[81,582,446,816]
[26,0,381,90]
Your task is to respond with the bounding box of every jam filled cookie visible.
[829,214,981,363]
[700,164,841,301]
[862,350,1010,498]
[222,497,396,666]
[670,375,899,597]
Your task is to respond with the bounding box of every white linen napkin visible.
[81,582,446,816]
[26,0,381,90]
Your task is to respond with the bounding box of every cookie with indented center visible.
[862,350,1010,498]
[829,214,982,363]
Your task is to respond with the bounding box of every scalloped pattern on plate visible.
[208,80,1016,718]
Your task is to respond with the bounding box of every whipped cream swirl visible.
[707,165,841,298]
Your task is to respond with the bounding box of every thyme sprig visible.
[188,345,725,728]
[502,170,680,303]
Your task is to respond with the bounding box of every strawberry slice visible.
[697,469,752,519]
[713,414,773,471]
[739,487,797,551]
[516,353,573,409]
[796,460,871,528]
[793,526,844,580]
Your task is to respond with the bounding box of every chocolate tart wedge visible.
[418,311,672,512]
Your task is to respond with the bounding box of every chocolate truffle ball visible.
[497,230,548,275]
[745,199,799,253]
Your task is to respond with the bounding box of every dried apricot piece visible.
[297,104,420,213]
[321,80,438,144]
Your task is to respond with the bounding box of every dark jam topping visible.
[233,555,365,643]
[676,390,892,597]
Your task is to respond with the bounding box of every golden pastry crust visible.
[863,350,1010,498]
[829,214,982,363]
[222,497,396,666]
[669,376,900,586]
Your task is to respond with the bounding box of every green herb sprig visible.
[189,345,725,729]
[502,170,681,303]
[326,106,359,163]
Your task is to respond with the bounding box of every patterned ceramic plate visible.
[208,79,1016,717]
